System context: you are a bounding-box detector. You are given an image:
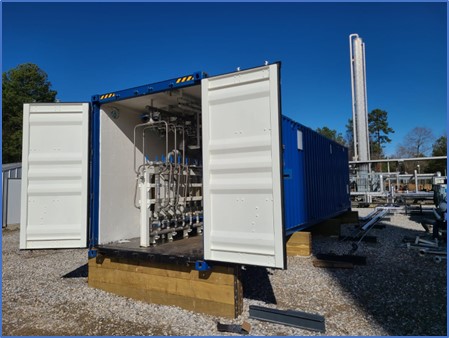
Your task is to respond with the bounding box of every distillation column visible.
[350,34,371,195]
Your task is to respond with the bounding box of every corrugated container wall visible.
[282,115,350,234]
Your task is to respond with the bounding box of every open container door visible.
[202,63,286,268]
[20,103,90,249]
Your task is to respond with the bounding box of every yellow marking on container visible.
[175,76,194,84]
[100,93,115,99]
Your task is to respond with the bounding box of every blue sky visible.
[2,2,447,156]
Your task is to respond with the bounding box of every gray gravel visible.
[2,208,446,336]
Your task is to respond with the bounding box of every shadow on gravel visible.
[241,266,277,304]
[408,212,437,234]
[62,263,88,278]
[315,217,447,336]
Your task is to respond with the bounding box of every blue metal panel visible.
[282,115,350,234]
[91,71,206,104]
[88,103,100,249]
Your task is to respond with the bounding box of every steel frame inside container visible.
[89,72,208,260]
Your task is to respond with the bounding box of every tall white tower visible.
[349,34,370,164]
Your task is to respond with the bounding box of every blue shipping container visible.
[282,115,350,234]
[20,62,351,271]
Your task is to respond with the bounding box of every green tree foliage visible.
[2,63,57,163]
[368,109,394,160]
[316,126,346,146]
[431,135,447,156]
[346,109,394,163]
[345,118,354,157]
[427,135,447,174]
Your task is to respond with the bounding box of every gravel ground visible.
[2,208,447,336]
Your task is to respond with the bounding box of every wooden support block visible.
[88,255,242,318]
[287,232,311,256]
[311,219,341,236]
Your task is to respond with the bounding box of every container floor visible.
[96,235,204,264]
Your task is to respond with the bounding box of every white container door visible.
[202,64,285,268]
[20,103,90,249]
